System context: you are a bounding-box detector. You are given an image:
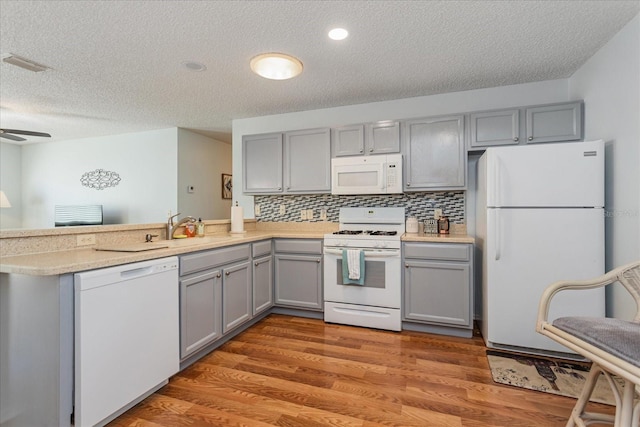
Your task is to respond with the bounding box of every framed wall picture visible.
[222,174,232,199]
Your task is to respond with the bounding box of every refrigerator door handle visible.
[494,154,501,208]
[495,209,501,261]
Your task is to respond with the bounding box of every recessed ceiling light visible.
[250,53,303,80]
[328,28,349,41]
[181,61,206,72]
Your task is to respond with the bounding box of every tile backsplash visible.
[254,192,465,223]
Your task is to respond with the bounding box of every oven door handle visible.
[324,248,400,257]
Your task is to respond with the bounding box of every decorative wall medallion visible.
[80,169,122,190]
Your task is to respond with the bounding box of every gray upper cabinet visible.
[242,133,283,193]
[332,124,365,156]
[526,102,582,144]
[403,115,466,191]
[469,109,520,148]
[243,128,330,195]
[367,121,400,154]
[332,121,400,157]
[284,128,331,193]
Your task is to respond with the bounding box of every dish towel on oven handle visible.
[342,249,365,285]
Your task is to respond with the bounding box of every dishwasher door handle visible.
[120,266,154,280]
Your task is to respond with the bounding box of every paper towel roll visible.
[230,205,244,233]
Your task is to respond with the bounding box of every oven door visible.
[323,247,401,309]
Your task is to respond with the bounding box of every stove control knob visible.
[378,241,388,248]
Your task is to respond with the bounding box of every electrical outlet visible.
[306,209,313,219]
[434,208,443,219]
[279,204,286,215]
[300,209,307,220]
[254,204,261,216]
[320,208,327,220]
[77,234,96,246]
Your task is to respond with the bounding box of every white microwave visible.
[331,154,403,195]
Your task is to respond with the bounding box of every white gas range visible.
[323,207,405,331]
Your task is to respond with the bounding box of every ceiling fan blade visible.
[0,133,27,141]
[1,128,51,137]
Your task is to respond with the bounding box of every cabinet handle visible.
[225,271,231,276]
[528,136,533,141]
[216,273,221,278]
[369,148,374,152]
[407,182,411,187]
[278,187,282,190]
[359,149,363,153]
[316,259,321,263]
[254,261,259,266]
[405,263,409,268]
[513,137,519,142]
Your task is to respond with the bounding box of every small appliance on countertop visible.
[405,217,419,233]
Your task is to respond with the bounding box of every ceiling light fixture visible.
[2,54,49,72]
[328,28,349,41]
[181,61,206,72]
[250,53,303,80]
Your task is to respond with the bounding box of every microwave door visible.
[332,163,385,195]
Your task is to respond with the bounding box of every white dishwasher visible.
[74,256,179,427]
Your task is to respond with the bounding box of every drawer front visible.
[180,244,250,276]
[252,240,272,258]
[403,243,470,261]
[274,239,322,254]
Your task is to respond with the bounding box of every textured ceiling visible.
[1,0,638,144]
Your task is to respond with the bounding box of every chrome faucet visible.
[166,213,196,239]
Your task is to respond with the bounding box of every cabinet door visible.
[242,133,283,193]
[253,255,273,315]
[284,128,331,193]
[180,269,222,359]
[222,261,252,333]
[274,254,323,310]
[525,102,582,144]
[403,115,465,190]
[367,121,400,154]
[403,260,471,327]
[332,125,365,157]
[469,109,520,148]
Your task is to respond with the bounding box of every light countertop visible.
[1,230,473,276]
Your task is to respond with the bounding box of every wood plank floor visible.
[109,314,615,427]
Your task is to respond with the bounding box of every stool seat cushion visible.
[553,317,640,368]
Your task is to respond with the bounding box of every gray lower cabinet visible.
[180,269,222,358]
[403,243,473,330]
[252,255,273,315]
[274,239,323,310]
[402,115,466,190]
[222,260,252,333]
[179,244,251,359]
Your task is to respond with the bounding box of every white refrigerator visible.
[476,140,605,355]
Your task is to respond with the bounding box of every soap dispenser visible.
[196,218,205,237]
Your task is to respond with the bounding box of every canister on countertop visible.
[437,216,450,234]
[424,219,438,234]
[406,217,419,233]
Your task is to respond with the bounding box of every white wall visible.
[232,79,571,218]
[568,14,640,319]
[21,128,178,228]
[0,142,22,228]
[177,129,232,220]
